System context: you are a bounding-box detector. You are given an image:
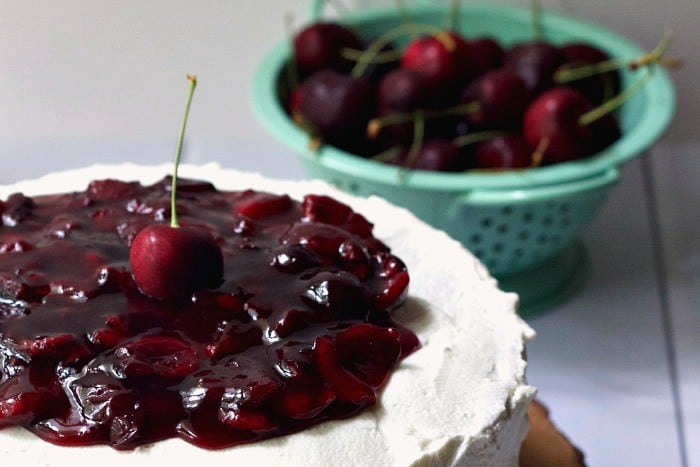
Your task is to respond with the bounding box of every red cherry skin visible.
[460,69,529,129]
[522,87,594,164]
[377,68,429,114]
[560,43,621,105]
[469,37,504,74]
[129,224,223,301]
[294,22,363,77]
[474,135,533,170]
[401,34,473,102]
[387,139,461,172]
[297,69,376,153]
[503,41,563,97]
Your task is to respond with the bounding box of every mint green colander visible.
[251,3,675,311]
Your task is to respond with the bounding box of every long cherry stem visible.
[367,102,480,139]
[171,74,197,229]
[578,70,651,126]
[531,0,543,40]
[445,0,461,30]
[453,130,509,148]
[351,22,455,78]
[554,30,675,84]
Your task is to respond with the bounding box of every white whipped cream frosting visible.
[0,164,536,466]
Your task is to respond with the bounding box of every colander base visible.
[498,241,589,316]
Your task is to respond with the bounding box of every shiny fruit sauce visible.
[0,176,419,450]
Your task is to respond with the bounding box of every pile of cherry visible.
[285,20,628,172]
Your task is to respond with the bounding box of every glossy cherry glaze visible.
[0,177,418,450]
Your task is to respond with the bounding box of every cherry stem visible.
[399,110,426,176]
[371,146,402,163]
[554,30,675,84]
[531,0,543,40]
[445,0,461,30]
[291,112,323,151]
[351,22,455,78]
[579,70,652,126]
[407,111,425,164]
[340,47,403,63]
[396,0,413,26]
[171,74,197,229]
[531,138,549,167]
[453,130,510,148]
[367,101,480,139]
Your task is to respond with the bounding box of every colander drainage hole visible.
[537,234,548,244]
[542,216,553,226]
[470,234,482,244]
[492,243,503,253]
[480,218,492,228]
[518,231,529,240]
[348,182,360,193]
[501,206,513,215]
[497,224,508,234]
[522,212,533,223]
[560,218,571,228]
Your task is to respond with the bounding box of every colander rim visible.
[251,3,676,191]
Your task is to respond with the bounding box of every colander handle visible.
[451,167,619,207]
[310,0,324,20]
[310,0,433,18]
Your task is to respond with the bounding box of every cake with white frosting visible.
[0,164,535,466]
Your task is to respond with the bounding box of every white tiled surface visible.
[1,2,697,466]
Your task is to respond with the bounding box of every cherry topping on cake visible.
[0,172,417,449]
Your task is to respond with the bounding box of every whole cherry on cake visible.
[129,75,223,301]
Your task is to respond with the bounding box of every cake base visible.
[520,400,586,467]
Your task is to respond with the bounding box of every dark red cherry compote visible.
[0,177,419,450]
[0,75,418,450]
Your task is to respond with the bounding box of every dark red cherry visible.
[377,68,430,114]
[447,32,481,84]
[469,37,504,74]
[401,33,474,102]
[293,22,363,77]
[473,135,533,170]
[371,69,431,145]
[390,139,461,172]
[522,86,595,164]
[587,113,622,154]
[129,224,223,301]
[297,70,375,151]
[460,69,529,129]
[560,43,621,105]
[503,41,564,97]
